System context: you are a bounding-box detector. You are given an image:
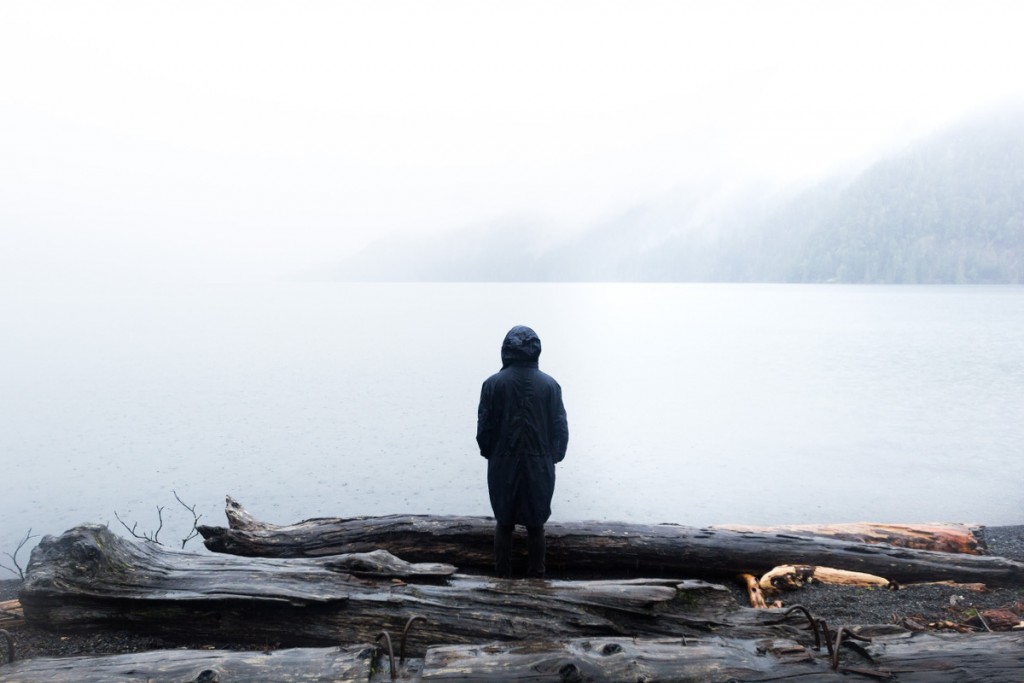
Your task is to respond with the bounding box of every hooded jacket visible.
[477,326,569,527]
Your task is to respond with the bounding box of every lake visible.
[2,283,1022,564]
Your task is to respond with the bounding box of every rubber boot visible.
[526,525,546,578]
[494,523,514,578]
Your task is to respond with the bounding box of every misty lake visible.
[2,283,1023,560]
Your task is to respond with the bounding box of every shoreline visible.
[2,524,1022,662]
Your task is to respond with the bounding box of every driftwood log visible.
[0,645,376,683]
[421,632,1024,682]
[715,522,984,555]
[21,525,811,654]
[198,498,1024,587]
[5,633,1024,682]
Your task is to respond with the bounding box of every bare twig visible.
[173,489,202,549]
[112,492,203,549]
[0,529,39,579]
[114,506,164,544]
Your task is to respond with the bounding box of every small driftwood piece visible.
[759,565,893,592]
[0,599,23,629]
[738,574,770,609]
[198,498,1024,587]
[21,526,802,654]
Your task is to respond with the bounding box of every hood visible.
[501,325,542,367]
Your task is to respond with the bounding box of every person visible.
[476,325,569,578]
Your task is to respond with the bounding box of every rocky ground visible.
[2,526,1023,662]
[767,525,1024,628]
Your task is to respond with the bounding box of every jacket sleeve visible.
[551,383,569,464]
[476,381,495,458]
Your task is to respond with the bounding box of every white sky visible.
[2,0,1023,283]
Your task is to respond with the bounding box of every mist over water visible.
[4,1,1024,583]
[2,283,1022,562]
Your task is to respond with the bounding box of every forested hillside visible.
[715,107,1024,283]
[332,104,1024,283]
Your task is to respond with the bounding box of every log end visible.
[224,495,278,532]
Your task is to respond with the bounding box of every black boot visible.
[494,523,514,578]
[526,525,546,578]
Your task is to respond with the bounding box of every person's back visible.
[477,325,568,577]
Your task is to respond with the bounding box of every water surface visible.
[2,283,1022,561]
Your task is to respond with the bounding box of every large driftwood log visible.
[420,632,1024,682]
[0,645,376,683]
[714,522,984,555]
[21,526,804,653]
[5,633,1024,682]
[198,498,1024,587]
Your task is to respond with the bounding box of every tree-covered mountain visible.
[331,104,1024,283]
[723,106,1024,283]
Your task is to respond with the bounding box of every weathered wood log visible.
[423,637,826,681]
[0,645,376,683]
[853,631,1024,681]
[420,632,1024,681]
[213,498,985,554]
[5,633,1024,682]
[21,525,455,604]
[715,522,985,555]
[198,498,1024,587]
[21,526,806,653]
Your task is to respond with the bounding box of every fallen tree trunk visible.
[420,632,1024,682]
[5,633,1023,682]
[21,526,800,653]
[198,498,1024,587]
[844,630,1024,681]
[714,522,984,555]
[0,645,376,683]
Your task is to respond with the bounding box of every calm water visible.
[2,283,1022,564]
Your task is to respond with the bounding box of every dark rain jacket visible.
[477,326,569,528]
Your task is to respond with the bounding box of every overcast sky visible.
[2,0,1022,283]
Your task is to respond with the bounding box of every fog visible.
[2,1,1023,284]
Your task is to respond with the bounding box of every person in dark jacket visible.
[477,325,569,578]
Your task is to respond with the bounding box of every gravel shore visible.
[752,525,1024,629]
[3,525,1023,661]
